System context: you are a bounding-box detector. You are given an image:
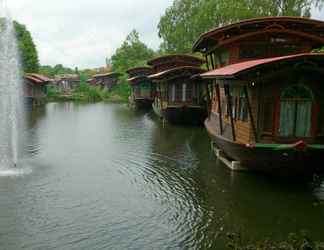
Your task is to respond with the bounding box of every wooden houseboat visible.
[90,72,121,91]
[148,54,207,125]
[192,16,324,177]
[127,67,155,109]
[24,73,51,105]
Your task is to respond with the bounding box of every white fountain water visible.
[0,1,25,173]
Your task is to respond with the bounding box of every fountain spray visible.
[0,0,24,169]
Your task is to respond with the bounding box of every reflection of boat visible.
[193,17,324,177]
[148,55,208,125]
[127,67,155,110]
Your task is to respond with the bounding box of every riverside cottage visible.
[148,54,207,125]
[127,67,155,109]
[90,72,121,91]
[193,16,324,176]
[56,74,80,93]
[24,73,51,105]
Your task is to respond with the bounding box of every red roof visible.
[200,53,324,79]
[25,75,43,83]
[25,73,52,84]
[27,73,52,82]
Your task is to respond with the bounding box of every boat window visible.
[185,83,193,101]
[215,51,229,67]
[279,85,313,137]
[175,83,183,101]
[140,82,151,97]
[238,89,249,122]
[135,85,141,97]
[262,99,275,134]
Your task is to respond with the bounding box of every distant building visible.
[89,72,121,91]
[24,73,51,105]
[55,74,80,92]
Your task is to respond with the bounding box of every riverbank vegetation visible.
[47,81,128,103]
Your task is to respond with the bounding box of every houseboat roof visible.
[93,72,121,78]
[128,75,149,85]
[193,16,324,53]
[28,73,53,82]
[147,54,204,67]
[149,66,206,81]
[126,67,153,76]
[25,73,52,84]
[200,53,324,80]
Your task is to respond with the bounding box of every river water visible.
[0,102,324,249]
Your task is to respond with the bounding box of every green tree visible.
[158,0,324,53]
[111,29,156,73]
[39,64,74,78]
[109,30,156,100]
[14,21,40,73]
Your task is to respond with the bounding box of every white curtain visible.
[296,101,312,137]
[279,101,295,136]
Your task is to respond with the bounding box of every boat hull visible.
[152,102,207,125]
[205,118,323,178]
[129,97,153,110]
[164,106,207,125]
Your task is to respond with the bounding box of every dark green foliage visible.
[14,21,39,73]
[158,0,324,53]
[39,64,74,78]
[227,232,324,250]
[109,29,156,100]
[111,30,156,73]
[313,47,324,53]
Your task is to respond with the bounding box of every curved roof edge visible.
[126,67,153,75]
[93,72,121,78]
[193,16,324,53]
[147,54,204,66]
[149,66,206,81]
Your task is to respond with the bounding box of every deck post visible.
[209,53,224,134]
[205,55,211,115]
[225,85,236,141]
[244,86,258,143]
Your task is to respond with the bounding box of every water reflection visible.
[0,102,323,250]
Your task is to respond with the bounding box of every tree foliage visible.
[109,30,156,99]
[14,21,40,73]
[110,29,156,73]
[39,64,75,78]
[158,0,324,53]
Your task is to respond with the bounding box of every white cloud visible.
[6,1,324,70]
[7,0,173,69]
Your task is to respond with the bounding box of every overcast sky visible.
[7,0,173,69]
[6,1,324,70]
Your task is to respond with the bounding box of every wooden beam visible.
[244,86,258,143]
[211,52,224,134]
[225,85,236,141]
[216,82,224,135]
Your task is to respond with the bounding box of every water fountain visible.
[0,1,25,172]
